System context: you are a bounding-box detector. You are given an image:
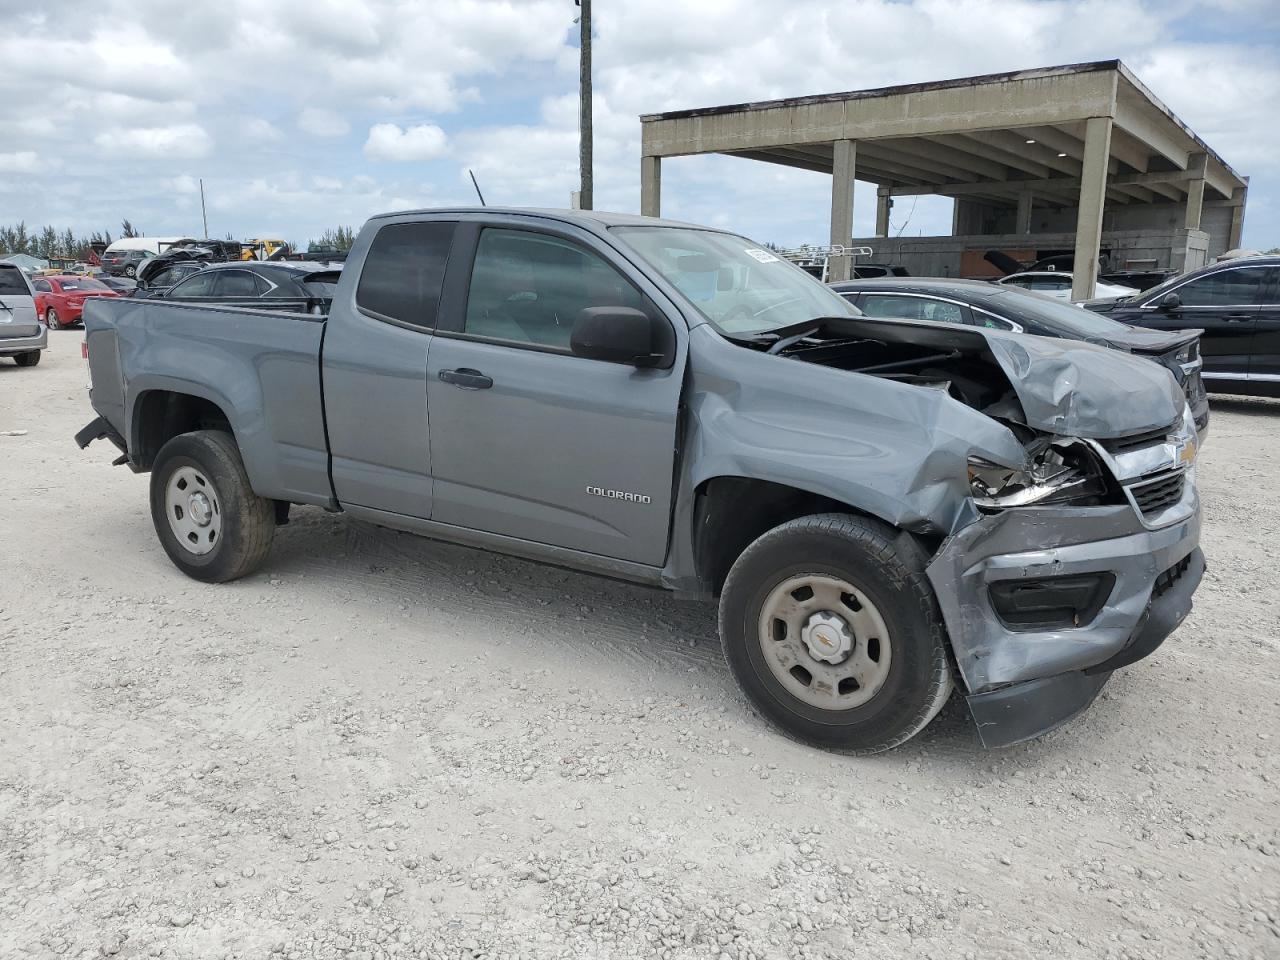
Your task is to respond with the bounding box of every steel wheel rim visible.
[757,573,892,710]
[165,466,222,556]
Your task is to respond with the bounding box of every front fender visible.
[661,325,1026,591]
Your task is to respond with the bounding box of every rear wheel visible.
[14,351,41,367]
[718,513,953,753]
[124,265,137,278]
[45,308,60,330]
[149,430,275,582]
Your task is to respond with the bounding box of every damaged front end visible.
[722,316,1204,748]
[926,402,1203,748]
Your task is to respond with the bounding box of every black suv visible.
[1089,256,1280,398]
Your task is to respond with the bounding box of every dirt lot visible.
[1,332,1277,960]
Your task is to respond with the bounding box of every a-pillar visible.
[1184,153,1208,231]
[1071,117,1113,301]
[829,139,856,281]
[640,155,661,218]
[1015,190,1033,234]
[875,186,891,238]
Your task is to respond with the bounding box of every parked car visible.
[0,262,46,366]
[100,237,199,277]
[78,207,1203,753]
[832,277,1209,436]
[133,261,207,298]
[145,261,339,312]
[99,248,151,278]
[993,271,1138,302]
[1087,255,1280,398]
[30,275,122,329]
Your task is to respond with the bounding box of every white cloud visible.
[93,124,212,159]
[244,117,284,143]
[0,151,39,173]
[0,1,1274,249]
[297,108,350,138]
[364,123,450,162]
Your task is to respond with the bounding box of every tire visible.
[45,308,60,330]
[718,513,953,754]
[149,430,275,583]
[124,265,137,278]
[14,351,41,367]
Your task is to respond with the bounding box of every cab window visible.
[464,228,647,350]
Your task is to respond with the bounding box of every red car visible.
[31,275,121,329]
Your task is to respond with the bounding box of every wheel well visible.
[132,391,233,470]
[692,477,862,596]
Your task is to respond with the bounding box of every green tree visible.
[121,219,141,238]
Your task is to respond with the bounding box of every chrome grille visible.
[1101,426,1172,455]
[1127,471,1186,517]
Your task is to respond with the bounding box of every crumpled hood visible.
[981,329,1185,439]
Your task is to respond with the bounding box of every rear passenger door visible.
[424,219,684,565]
[322,218,457,519]
[1250,267,1280,382]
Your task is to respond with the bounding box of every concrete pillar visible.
[640,155,661,218]
[1071,116,1113,301]
[875,187,891,238]
[1228,184,1248,250]
[829,139,856,281]
[1015,191,1033,234]
[1184,153,1208,231]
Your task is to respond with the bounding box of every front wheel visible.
[719,513,953,753]
[45,308,60,330]
[149,430,275,582]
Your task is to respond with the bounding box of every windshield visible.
[59,278,109,292]
[987,288,1141,339]
[612,226,858,335]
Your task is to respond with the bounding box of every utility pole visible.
[199,178,209,239]
[577,0,592,210]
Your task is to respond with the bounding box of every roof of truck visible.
[367,207,714,231]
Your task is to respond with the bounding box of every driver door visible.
[425,221,684,565]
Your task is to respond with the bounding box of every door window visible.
[464,228,647,349]
[168,271,218,298]
[1174,267,1268,306]
[212,270,265,297]
[356,221,456,329]
[32,279,52,293]
[860,294,966,326]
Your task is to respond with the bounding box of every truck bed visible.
[83,297,332,506]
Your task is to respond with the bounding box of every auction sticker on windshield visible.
[744,248,780,263]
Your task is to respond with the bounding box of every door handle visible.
[1224,314,1253,323]
[439,367,493,390]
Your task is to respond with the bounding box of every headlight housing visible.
[968,440,1105,509]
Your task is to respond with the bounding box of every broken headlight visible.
[968,440,1106,509]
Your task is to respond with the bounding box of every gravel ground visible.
[1,332,1277,960]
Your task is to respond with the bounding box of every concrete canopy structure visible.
[639,61,1249,297]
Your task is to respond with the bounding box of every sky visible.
[0,0,1277,249]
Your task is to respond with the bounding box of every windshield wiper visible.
[767,325,821,354]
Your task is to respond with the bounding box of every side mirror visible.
[1158,292,1181,311]
[570,307,669,368]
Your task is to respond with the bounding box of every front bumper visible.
[927,488,1202,748]
[0,327,47,355]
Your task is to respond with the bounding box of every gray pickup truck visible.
[78,208,1204,753]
